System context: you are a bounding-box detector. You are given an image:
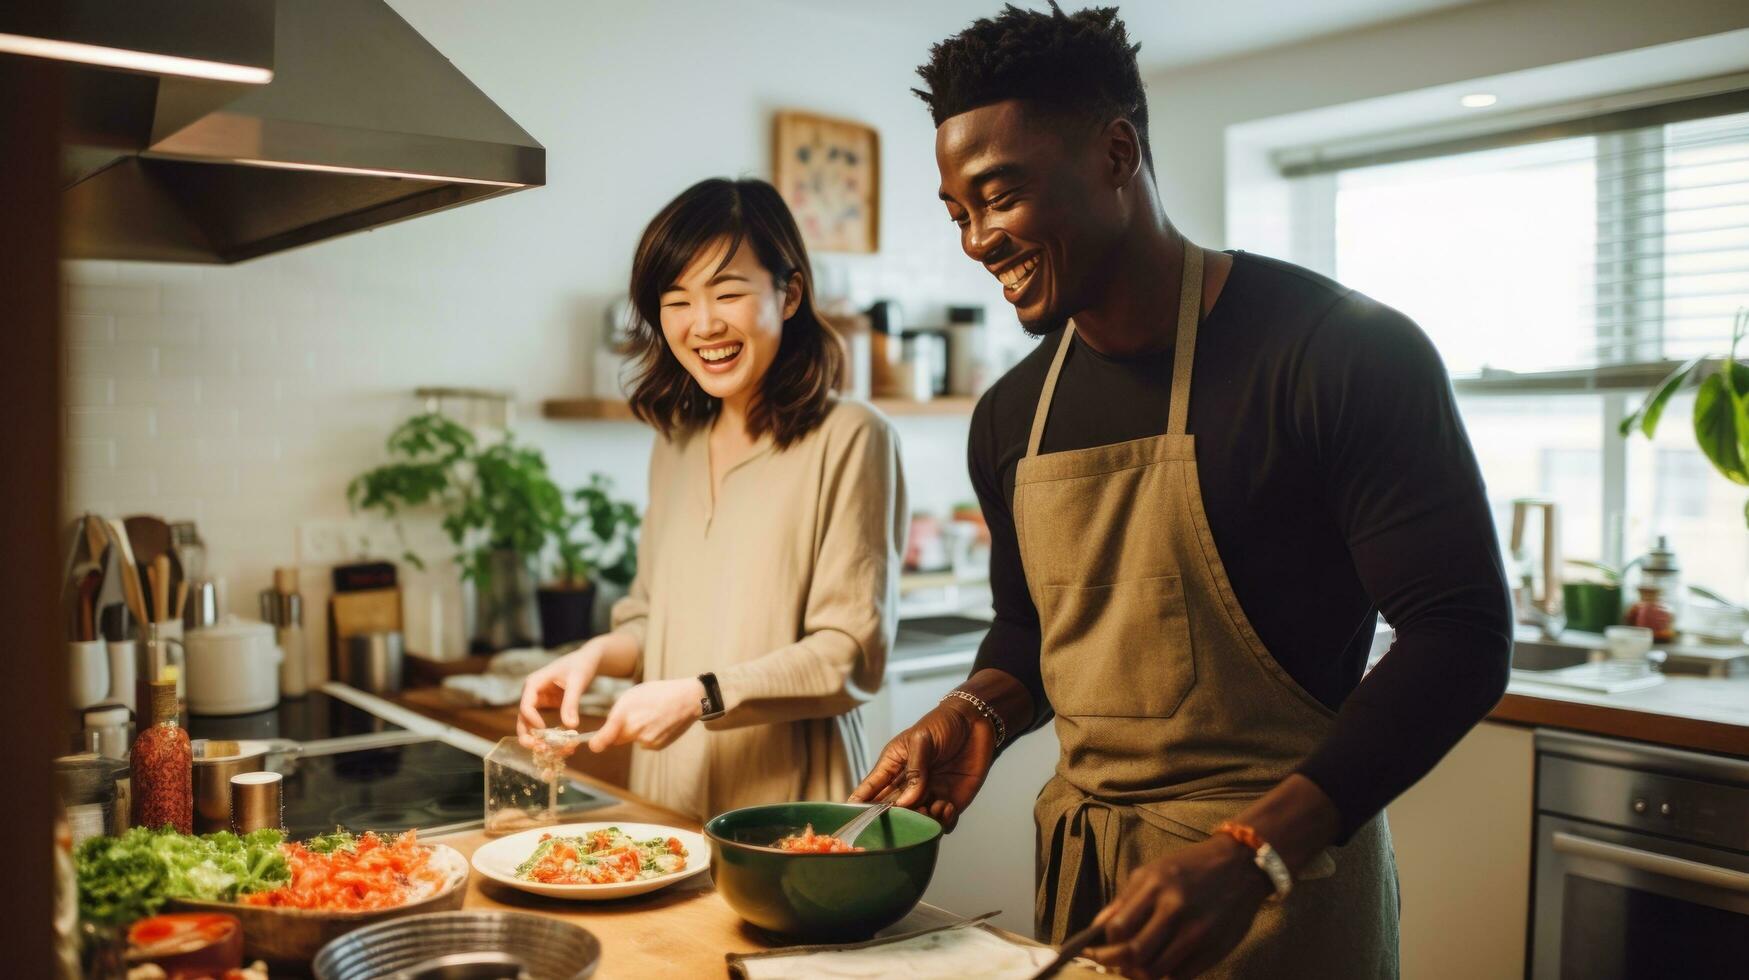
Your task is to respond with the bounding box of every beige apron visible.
[1017,245,1399,977]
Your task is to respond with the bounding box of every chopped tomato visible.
[775,825,862,853]
[242,830,446,911]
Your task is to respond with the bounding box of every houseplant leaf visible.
[1691,372,1749,486]
[1619,356,1704,438]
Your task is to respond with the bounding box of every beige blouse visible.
[610,398,907,822]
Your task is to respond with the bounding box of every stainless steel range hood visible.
[61,0,544,264]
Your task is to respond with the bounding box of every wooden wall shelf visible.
[542,396,977,421]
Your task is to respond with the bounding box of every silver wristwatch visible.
[1251,842,1293,903]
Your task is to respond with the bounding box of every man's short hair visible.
[914,3,1151,170]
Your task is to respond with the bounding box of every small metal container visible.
[345,630,405,696]
[54,752,124,846]
[185,579,220,631]
[229,770,284,834]
[192,739,269,832]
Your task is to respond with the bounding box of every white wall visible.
[62,0,1018,657]
[1146,0,1749,245]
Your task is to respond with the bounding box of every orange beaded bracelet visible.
[1214,820,1292,902]
[1215,821,1262,850]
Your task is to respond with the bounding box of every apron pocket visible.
[1041,574,1197,718]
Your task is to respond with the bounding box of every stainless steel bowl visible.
[312,911,601,980]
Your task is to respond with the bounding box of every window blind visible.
[1279,91,1749,384]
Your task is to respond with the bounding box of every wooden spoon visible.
[151,554,171,624]
[105,518,149,626]
[124,515,173,615]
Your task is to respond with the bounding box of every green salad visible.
[513,827,688,884]
[75,827,290,926]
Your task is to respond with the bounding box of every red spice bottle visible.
[1624,585,1678,643]
[132,678,193,833]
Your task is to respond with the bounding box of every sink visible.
[1511,638,1594,672]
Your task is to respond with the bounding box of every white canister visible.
[185,616,283,716]
[68,641,110,711]
[105,641,137,715]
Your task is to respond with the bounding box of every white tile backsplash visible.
[114,378,200,407]
[116,315,201,345]
[66,283,159,316]
[155,407,240,439]
[68,344,157,378]
[68,407,152,439]
[159,346,238,378]
[65,314,115,346]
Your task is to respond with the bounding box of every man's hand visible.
[585,677,706,752]
[1084,834,1272,979]
[848,699,995,831]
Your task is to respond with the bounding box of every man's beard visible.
[1018,311,1068,338]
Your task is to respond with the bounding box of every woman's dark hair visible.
[625,177,845,449]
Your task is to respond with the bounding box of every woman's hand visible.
[848,699,996,832]
[1083,834,1272,979]
[517,639,606,743]
[585,677,707,752]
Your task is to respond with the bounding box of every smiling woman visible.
[517,177,908,823]
[623,178,845,448]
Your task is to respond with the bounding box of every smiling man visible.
[851,4,1514,978]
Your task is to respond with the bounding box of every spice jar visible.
[1625,586,1678,643]
[131,679,192,833]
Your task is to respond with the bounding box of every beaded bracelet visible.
[942,690,1007,747]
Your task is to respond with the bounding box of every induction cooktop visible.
[186,690,406,744]
[273,738,616,840]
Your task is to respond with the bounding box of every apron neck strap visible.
[1023,243,1206,458]
[1026,323,1077,458]
[1166,243,1203,437]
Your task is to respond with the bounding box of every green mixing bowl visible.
[705,801,942,942]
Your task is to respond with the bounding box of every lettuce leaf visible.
[75,827,289,926]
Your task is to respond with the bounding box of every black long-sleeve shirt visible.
[969,250,1514,839]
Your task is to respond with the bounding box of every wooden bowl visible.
[169,844,469,967]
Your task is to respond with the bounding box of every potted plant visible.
[537,474,641,648]
[347,412,566,651]
[1621,308,1749,527]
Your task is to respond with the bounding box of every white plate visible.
[471,822,711,900]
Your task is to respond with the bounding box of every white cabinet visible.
[924,714,1059,937]
[1387,721,1536,980]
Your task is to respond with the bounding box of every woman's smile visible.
[696,341,745,372]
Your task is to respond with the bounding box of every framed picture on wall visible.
[772,110,880,253]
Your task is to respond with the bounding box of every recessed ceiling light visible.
[1461,93,1498,109]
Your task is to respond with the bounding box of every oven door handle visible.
[1552,831,1749,893]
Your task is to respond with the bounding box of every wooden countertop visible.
[430,783,1089,978]
[1492,674,1749,757]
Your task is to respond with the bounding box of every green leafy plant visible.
[345,413,635,591]
[1620,308,1749,526]
[552,474,641,589]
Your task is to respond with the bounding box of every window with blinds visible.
[1272,92,1749,591]
[1283,97,1749,388]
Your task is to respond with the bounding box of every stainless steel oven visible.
[1531,730,1749,979]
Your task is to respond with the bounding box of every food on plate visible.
[125,912,244,978]
[242,829,448,911]
[514,827,688,884]
[75,828,290,926]
[774,825,862,853]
